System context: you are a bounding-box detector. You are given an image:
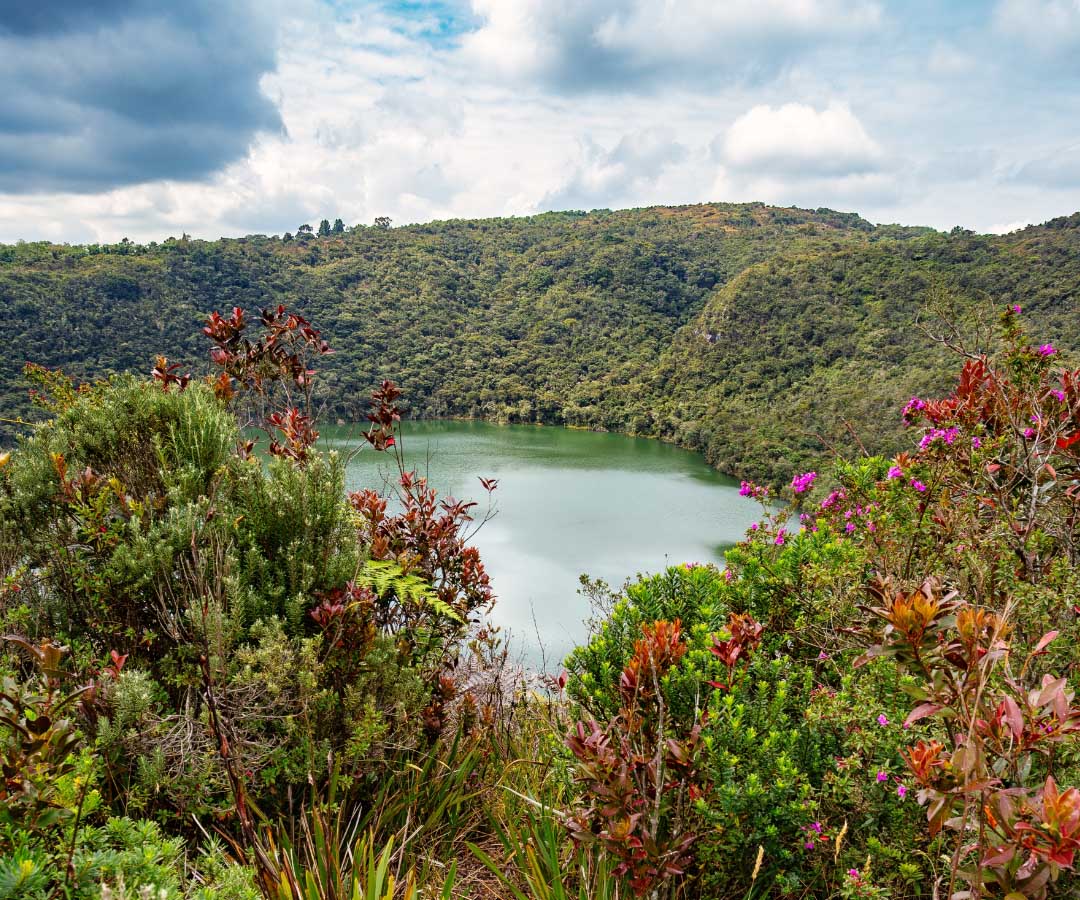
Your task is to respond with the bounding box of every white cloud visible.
[1,1,1080,242]
[927,41,977,76]
[461,0,883,89]
[542,130,691,211]
[994,0,1080,54]
[987,220,1032,234]
[721,102,884,177]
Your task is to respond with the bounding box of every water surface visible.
[323,420,759,667]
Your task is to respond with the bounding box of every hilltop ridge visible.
[4,201,1079,483]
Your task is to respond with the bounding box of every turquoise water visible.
[322,420,760,667]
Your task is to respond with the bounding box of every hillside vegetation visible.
[4,203,1080,484]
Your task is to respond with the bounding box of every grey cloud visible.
[0,0,282,193]
[1011,149,1080,188]
[462,0,883,93]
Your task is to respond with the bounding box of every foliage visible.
[11,203,1076,488]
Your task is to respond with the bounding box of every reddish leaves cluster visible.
[566,619,705,897]
[350,471,494,632]
[309,583,379,690]
[619,620,687,711]
[203,305,332,462]
[267,408,319,462]
[204,305,330,396]
[861,575,1080,896]
[364,380,401,451]
[708,612,763,690]
[917,358,1004,433]
[151,356,191,392]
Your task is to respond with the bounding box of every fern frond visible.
[356,560,463,623]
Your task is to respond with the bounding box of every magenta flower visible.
[774,529,786,546]
[1039,344,1056,357]
[1053,389,1066,401]
[811,822,823,834]
[845,522,856,533]
[877,714,889,726]
[876,771,888,783]
[910,480,927,492]
[866,521,876,532]
[750,522,759,531]
[818,651,829,660]
[901,397,926,422]
[1024,427,1036,439]
[897,784,908,799]
[791,471,817,494]
[847,869,860,879]
[1012,304,1022,313]
[971,437,982,449]
[805,842,815,850]
[887,465,903,479]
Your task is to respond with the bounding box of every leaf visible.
[1001,695,1024,741]
[1034,630,1059,654]
[905,702,945,727]
[1036,676,1067,709]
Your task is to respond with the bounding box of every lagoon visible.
[322,420,761,668]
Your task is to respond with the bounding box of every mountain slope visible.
[3,204,1079,483]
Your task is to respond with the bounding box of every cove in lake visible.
[322,420,762,668]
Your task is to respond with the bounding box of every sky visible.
[0,0,1078,244]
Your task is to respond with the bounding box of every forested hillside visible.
[4,202,1080,483]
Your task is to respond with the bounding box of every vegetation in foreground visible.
[2,300,1080,899]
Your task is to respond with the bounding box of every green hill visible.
[4,203,1079,483]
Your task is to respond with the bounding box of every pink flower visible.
[876,771,888,783]
[774,529,786,546]
[1012,304,1022,313]
[818,651,829,660]
[811,822,823,833]
[791,471,817,494]
[910,480,927,492]
[805,842,815,850]
[1024,427,1036,439]
[866,521,876,532]
[1039,344,1056,357]
[750,522,759,531]
[902,397,926,423]
[897,784,908,799]
[971,437,982,449]
[847,869,860,879]
[845,522,856,533]
[877,714,889,726]
[1053,389,1066,401]
[887,465,903,479]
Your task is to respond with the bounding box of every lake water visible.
[322,420,760,668]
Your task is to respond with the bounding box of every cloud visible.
[994,0,1080,54]
[542,130,690,211]
[0,0,282,193]
[2,1,1080,242]
[987,220,1032,234]
[1010,147,1080,188]
[460,0,883,91]
[927,41,977,76]
[720,102,885,177]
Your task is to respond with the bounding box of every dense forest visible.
[6,202,1079,484]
